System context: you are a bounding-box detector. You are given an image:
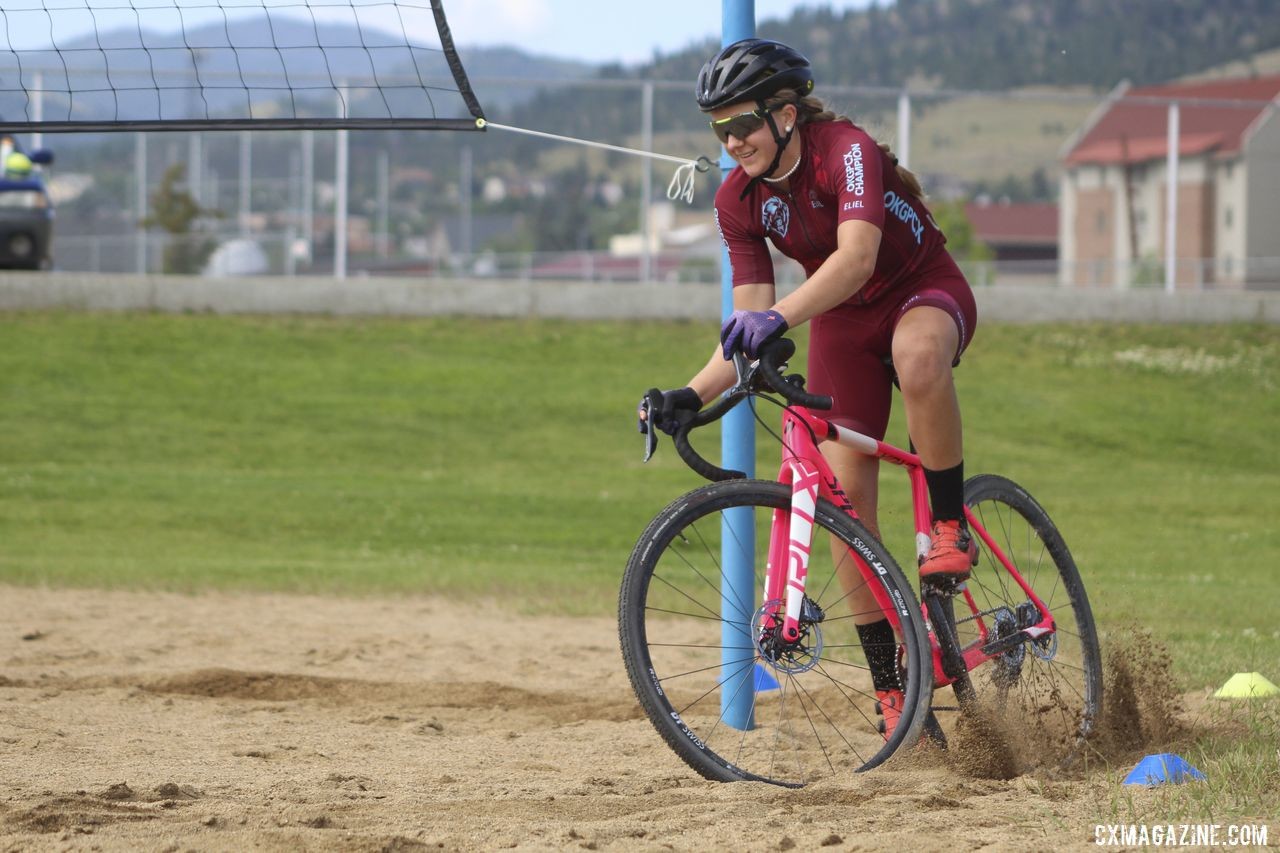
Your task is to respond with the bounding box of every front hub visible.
[753,598,824,675]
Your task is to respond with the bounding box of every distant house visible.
[964,201,1058,262]
[1059,74,1280,289]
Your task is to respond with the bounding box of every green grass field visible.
[2,312,1277,694]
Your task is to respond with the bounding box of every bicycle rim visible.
[955,474,1103,769]
[619,480,930,786]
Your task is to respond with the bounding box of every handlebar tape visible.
[757,339,833,411]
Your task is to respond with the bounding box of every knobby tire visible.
[619,479,931,786]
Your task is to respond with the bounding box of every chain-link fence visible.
[24,72,1280,291]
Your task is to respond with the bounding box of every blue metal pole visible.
[720,0,756,732]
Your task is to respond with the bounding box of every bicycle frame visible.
[760,402,1058,689]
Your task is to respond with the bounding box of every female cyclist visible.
[639,38,979,739]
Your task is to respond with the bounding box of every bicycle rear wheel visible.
[951,474,1103,768]
[619,479,931,786]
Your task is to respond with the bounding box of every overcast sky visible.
[445,1,877,65]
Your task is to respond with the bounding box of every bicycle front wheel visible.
[619,479,931,786]
[955,474,1103,768]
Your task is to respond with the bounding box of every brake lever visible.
[728,348,791,397]
[641,395,659,463]
[727,351,753,396]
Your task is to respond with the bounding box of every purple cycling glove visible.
[720,309,789,360]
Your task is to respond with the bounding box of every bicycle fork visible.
[761,460,822,646]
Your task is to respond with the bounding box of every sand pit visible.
[0,586,1239,851]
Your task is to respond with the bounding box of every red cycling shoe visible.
[919,519,979,583]
[875,688,904,741]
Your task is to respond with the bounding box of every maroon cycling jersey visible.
[714,119,947,305]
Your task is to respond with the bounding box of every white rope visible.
[667,160,699,204]
[477,118,711,204]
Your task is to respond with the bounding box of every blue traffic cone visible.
[1123,753,1205,785]
[753,663,780,692]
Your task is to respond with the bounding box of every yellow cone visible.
[1213,672,1280,699]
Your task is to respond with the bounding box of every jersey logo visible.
[884,190,924,245]
[843,142,865,196]
[808,189,824,209]
[761,197,790,238]
[713,208,729,250]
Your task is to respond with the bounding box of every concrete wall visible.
[1,271,1278,324]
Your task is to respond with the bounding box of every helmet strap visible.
[738,99,796,201]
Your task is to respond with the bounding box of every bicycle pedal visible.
[876,719,886,735]
[921,575,968,596]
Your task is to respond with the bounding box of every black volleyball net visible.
[0,0,485,133]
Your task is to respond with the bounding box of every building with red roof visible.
[1059,74,1280,288]
[964,201,1058,262]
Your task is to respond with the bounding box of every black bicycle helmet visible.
[695,38,814,111]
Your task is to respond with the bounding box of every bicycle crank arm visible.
[924,595,969,684]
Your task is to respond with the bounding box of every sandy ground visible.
[0,585,1254,852]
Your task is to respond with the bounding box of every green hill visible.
[636,0,1280,91]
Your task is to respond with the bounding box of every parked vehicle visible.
[0,141,55,270]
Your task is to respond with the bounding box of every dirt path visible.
[0,586,1215,851]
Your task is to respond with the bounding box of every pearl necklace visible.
[763,149,802,184]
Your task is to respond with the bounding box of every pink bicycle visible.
[620,339,1102,786]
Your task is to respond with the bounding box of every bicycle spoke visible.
[817,607,894,624]
[694,514,765,624]
[812,661,879,758]
[644,599,745,627]
[767,677,794,780]
[809,661,881,708]
[659,653,760,686]
[676,653,758,720]
[791,677,848,776]
[647,640,752,651]
[813,656,875,675]
[703,655,760,743]
[665,521,756,625]
[648,570,733,622]
[990,504,1020,606]
[819,642,875,652]
[795,669,868,748]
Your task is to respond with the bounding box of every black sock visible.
[924,460,965,523]
[856,618,901,692]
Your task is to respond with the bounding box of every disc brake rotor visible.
[989,606,1026,688]
[752,598,824,675]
